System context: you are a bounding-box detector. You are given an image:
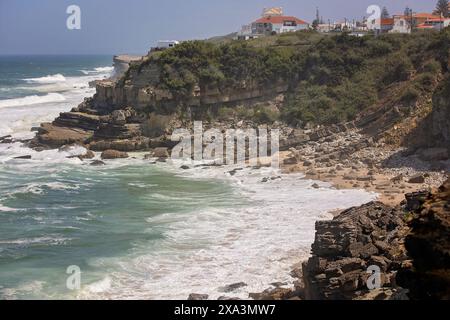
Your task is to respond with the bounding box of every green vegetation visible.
[124,28,450,127]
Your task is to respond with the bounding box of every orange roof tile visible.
[380,18,394,26]
[254,16,308,25]
[414,13,441,19]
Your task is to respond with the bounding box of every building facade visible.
[252,15,309,35]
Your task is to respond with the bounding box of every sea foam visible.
[23,74,66,84]
[0,93,66,109]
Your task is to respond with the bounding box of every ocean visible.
[0,55,376,299]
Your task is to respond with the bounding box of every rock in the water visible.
[90,160,106,166]
[36,123,93,148]
[180,165,190,170]
[0,135,13,143]
[79,150,95,160]
[187,293,209,301]
[101,149,129,160]
[153,147,169,158]
[219,282,247,293]
[14,155,32,160]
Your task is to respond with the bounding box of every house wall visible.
[391,19,410,33]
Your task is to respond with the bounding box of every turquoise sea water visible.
[0,56,377,299]
[0,159,243,299]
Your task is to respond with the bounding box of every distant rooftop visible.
[255,16,308,25]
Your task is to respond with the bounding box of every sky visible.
[0,0,436,55]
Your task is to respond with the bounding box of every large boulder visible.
[36,123,93,148]
[100,149,129,160]
[153,147,170,158]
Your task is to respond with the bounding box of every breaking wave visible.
[23,74,66,84]
[0,93,66,109]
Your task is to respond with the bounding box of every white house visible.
[156,40,180,49]
[390,15,411,33]
[252,15,309,35]
[237,24,262,40]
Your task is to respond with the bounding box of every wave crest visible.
[80,66,114,75]
[0,93,66,109]
[23,74,66,84]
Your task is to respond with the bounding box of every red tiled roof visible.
[380,18,394,26]
[425,17,447,22]
[254,15,308,25]
[414,13,441,19]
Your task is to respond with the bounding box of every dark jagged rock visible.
[397,178,450,300]
[0,135,13,144]
[219,282,247,293]
[404,190,431,211]
[54,112,101,131]
[302,202,409,300]
[187,293,209,301]
[90,160,106,166]
[14,155,32,160]
[249,287,295,300]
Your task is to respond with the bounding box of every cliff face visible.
[397,178,450,300]
[32,51,290,151]
[302,179,450,300]
[302,202,409,300]
[402,75,450,155]
[110,55,143,81]
[31,31,450,156]
[430,78,450,150]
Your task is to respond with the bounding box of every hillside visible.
[32,29,450,156]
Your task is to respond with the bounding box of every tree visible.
[404,7,412,17]
[381,6,390,19]
[312,19,319,30]
[435,0,449,17]
[312,7,320,30]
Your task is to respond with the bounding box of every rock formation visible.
[300,179,450,300]
[302,202,409,300]
[397,178,450,300]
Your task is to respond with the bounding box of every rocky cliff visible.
[397,178,450,300]
[302,202,409,300]
[301,179,450,300]
[32,49,290,151]
[29,31,450,176]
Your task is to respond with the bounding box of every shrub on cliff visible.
[121,29,447,127]
[154,40,298,98]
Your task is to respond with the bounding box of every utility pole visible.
[410,9,414,33]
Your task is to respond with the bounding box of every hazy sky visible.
[0,0,435,55]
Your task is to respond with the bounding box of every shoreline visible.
[1,131,448,300]
[279,129,448,207]
[248,129,449,300]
